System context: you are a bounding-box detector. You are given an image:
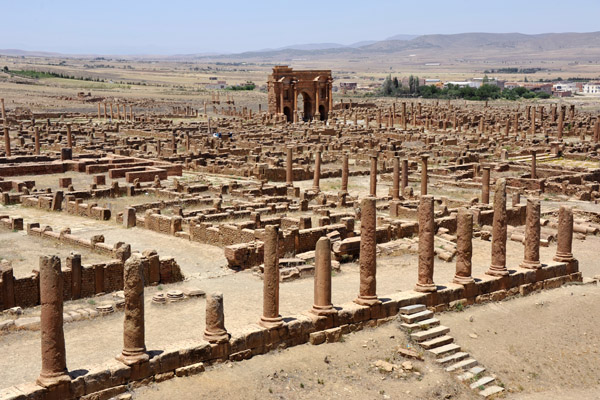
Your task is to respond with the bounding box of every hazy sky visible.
[1,0,599,55]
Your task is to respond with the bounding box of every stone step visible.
[446,358,478,372]
[400,310,433,324]
[436,351,470,365]
[420,335,454,350]
[428,343,461,358]
[400,317,440,331]
[399,304,426,315]
[411,325,450,342]
[479,385,504,398]
[470,376,496,390]
[457,366,487,382]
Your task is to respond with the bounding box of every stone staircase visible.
[399,304,505,398]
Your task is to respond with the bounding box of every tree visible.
[2,66,8,73]
[392,77,399,89]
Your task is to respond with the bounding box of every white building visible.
[553,82,578,93]
[583,82,600,95]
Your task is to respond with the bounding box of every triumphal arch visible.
[267,66,333,122]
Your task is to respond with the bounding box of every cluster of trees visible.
[378,75,550,101]
[418,84,550,100]
[5,68,107,82]
[226,81,256,91]
[483,67,543,74]
[380,75,421,96]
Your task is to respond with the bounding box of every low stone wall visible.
[2,261,580,400]
[0,255,183,311]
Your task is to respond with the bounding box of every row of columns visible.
[34,197,575,388]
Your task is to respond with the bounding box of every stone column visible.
[530,150,537,179]
[286,147,293,186]
[97,102,101,119]
[4,126,10,157]
[486,178,509,276]
[355,197,379,305]
[369,154,377,197]
[37,256,70,387]
[260,225,283,328]
[415,195,437,292]
[401,159,409,191]
[482,166,490,204]
[66,124,72,148]
[204,292,229,343]
[312,147,321,192]
[311,237,335,315]
[110,103,114,120]
[103,102,107,119]
[557,107,564,140]
[392,157,400,200]
[553,205,574,262]
[341,153,349,193]
[453,208,474,284]
[34,126,40,155]
[420,155,428,196]
[520,197,542,269]
[117,254,149,365]
[68,253,82,300]
[0,98,5,121]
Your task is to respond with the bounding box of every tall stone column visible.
[204,292,229,343]
[103,102,107,119]
[392,157,400,200]
[530,109,536,135]
[401,159,409,191]
[341,153,349,193]
[37,256,70,387]
[260,225,283,328]
[355,197,380,305]
[34,126,40,155]
[312,147,321,192]
[4,126,10,157]
[110,103,114,120]
[531,150,537,179]
[311,237,335,315]
[486,178,509,276]
[553,205,574,262]
[482,166,490,204]
[557,107,565,140]
[415,195,437,292]
[420,155,428,196]
[520,197,542,269]
[0,98,5,121]
[97,102,101,119]
[66,124,72,148]
[286,147,293,185]
[453,208,474,284]
[369,154,377,197]
[117,254,149,365]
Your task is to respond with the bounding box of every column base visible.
[453,275,474,285]
[486,265,509,277]
[354,295,381,306]
[204,329,229,344]
[310,305,336,316]
[414,283,437,293]
[520,260,542,269]
[259,315,283,329]
[553,252,573,263]
[116,349,149,366]
[36,370,70,388]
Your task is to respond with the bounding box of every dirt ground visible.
[134,284,600,400]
